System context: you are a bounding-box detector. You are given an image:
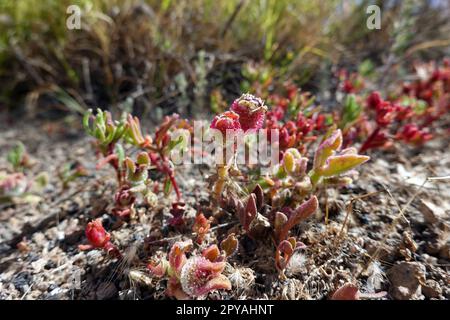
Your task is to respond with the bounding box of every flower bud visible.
[210,111,241,136]
[85,219,111,248]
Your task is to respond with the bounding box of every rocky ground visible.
[0,117,449,300]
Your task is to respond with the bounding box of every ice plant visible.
[345,59,450,153]
[309,129,370,187]
[141,114,190,201]
[263,129,369,199]
[79,219,121,258]
[83,109,127,155]
[83,108,127,182]
[209,95,267,200]
[125,114,152,148]
[0,172,30,200]
[273,196,318,273]
[0,170,47,204]
[84,109,189,222]
[147,238,234,299]
[337,69,365,94]
[340,94,362,130]
[7,141,31,172]
[230,93,267,132]
[192,213,212,244]
[112,185,136,218]
[395,123,432,144]
[264,87,327,155]
[218,127,369,274]
[224,182,317,274]
[109,152,157,218]
[84,109,187,201]
[124,152,151,190]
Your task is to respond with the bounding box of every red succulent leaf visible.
[277,196,318,242]
[359,128,391,153]
[147,259,168,278]
[314,130,343,170]
[367,91,383,110]
[168,240,192,276]
[167,276,190,300]
[396,124,432,144]
[275,237,297,271]
[331,283,360,300]
[251,184,264,211]
[243,194,258,231]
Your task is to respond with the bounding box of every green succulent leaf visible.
[164,179,173,196]
[320,154,370,177]
[7,142,26,170]
[341,94,361,127]
[313,129,343,169]
[114,143,125,169]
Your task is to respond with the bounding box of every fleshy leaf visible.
[331,283,360,300]
[278,196,318,241]
[274,211,288,239]
[193,213,211,244]
[202,245,221,262]
[275,237,296,271]
[191,274,231,297]
[251,184,264,211]
[341,94,362,127]
[313,129,343,169]
[220,233,238,257]
[168,240,192,275]
[320,154,370,177]
[147,258,169,278]
[136,152,150,166]
[283,150,296,173]
[243,194,258,231]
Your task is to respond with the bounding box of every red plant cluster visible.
[144,114,192,201]
[359,90,435,153]
[76,57,449,299]
[265,86,328,154]
[147,237,237,299]
[337,59,449,153]
[402,59,450,126]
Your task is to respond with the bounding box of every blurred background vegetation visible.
[0,0,449,122]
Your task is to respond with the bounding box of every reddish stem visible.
[359,126,380,153]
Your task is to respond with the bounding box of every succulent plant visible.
[147,238,235,299]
